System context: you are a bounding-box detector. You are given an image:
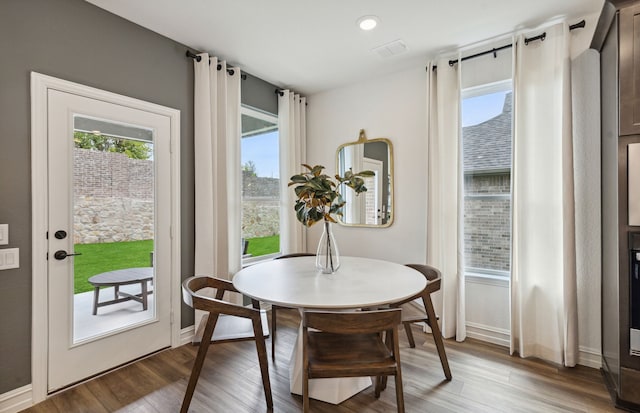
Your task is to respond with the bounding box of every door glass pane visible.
[72,115,155,343]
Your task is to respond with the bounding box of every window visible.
[461,81,512,278]
[241,106,280,261]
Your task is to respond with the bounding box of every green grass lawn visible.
[74,240,154,294]
[246,235,279,257]
[73,236,279,294]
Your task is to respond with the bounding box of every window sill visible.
[465,271,510,287]
[241,252,280,268]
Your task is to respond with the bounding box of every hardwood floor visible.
[23,310,619,413]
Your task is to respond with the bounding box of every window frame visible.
[240,105,281,265]
[461,80,513,280]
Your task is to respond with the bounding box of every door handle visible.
[53,250,82,260]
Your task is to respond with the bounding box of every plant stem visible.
[325,220,334,271]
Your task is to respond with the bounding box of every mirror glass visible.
[336,130,393,227]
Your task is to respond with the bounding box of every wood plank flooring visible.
[22,310,619,412]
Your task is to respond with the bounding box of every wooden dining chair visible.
[393,264,452,381]
[180,276,273,412]
[270,253,315,360]
[302,308,405,413]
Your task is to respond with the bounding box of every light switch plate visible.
[0,248,19,270]
[0,224,7,245]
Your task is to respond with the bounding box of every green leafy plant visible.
[288,164,374,227]
[74,131,152,160]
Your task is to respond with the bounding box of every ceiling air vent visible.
[372,39,408,58]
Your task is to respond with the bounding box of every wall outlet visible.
[0,224,7,245]
[0,248,19,270]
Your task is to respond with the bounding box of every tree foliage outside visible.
[74,132,152,160]
[242,160,258,177]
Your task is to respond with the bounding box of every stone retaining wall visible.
[242,197,279,238]
[74,196,153,244]
[73,148,282,244]
[73,149,154,244]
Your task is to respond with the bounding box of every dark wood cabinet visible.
[620,4,640,135]
[594,1,640,411]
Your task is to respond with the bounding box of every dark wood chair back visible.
[180,276,273,412]
[302,308,405,413]
[392,264,452,381]
[274,252,316,259]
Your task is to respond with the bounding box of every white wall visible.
[306,14,601,368]
[306,65,428,265]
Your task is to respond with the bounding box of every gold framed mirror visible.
[336,129,394,227]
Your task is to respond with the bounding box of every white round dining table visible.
[232,256,426,404]
[233,255,426,309]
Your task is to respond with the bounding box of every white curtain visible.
[426,57,466,341]
[193,53,242,294]
[511,23,578,366]
[278,90,307,254]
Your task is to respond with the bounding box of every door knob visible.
[53,250,82,260]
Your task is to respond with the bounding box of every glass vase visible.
[316,220,340,274]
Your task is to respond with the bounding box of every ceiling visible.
[85,0,605,96]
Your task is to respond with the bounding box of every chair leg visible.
[302,366,310,413]
[180,313,218,413]
[423,294,452,380]
[381,332,391,391]
[252,316,273,409]
[271,305,277,361]
[403,321,416,348]
[394,373,405,413]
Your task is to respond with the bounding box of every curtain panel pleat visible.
[279,90,306,254]
[426,56,466,341]
[193,53,242,305]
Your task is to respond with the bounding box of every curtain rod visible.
[275,88,308,105]
[428,19,586,71]
[185,51,247,79]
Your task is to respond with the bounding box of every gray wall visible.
[242,73,278,115]
[0,0,197,394]
[0,0,280,396]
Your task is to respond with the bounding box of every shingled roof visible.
[462,92,512,173]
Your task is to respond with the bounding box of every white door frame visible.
[30,72,181,403]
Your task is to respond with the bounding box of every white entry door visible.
[45,88,174,392]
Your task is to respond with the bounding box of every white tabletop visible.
[233,256,426,309]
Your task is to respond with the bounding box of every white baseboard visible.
[180,325,195,346]
[465,322,602,369]
[466,321,510,348]
[578,346,601,369]
[0,384,32,413]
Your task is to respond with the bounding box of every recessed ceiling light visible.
[357,15,379,31]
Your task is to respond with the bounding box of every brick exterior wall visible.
[463,173,511,272]
[73,150,281,244]
[73,149,153,244]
